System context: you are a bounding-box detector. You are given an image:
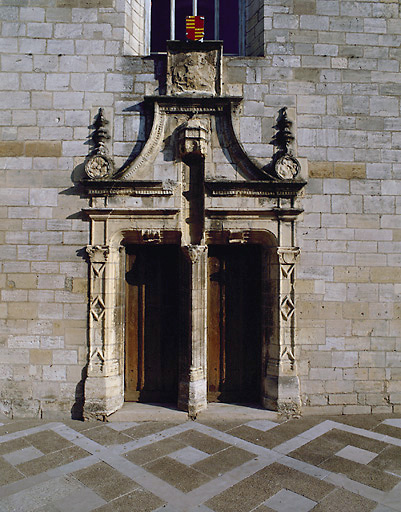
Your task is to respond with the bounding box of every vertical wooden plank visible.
[125,252,140,401]
[138,282,145,391]
[207,250,222,400]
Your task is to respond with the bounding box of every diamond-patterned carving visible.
[91,296,105,321]
[91,262,106,277]
[280,295,295,321]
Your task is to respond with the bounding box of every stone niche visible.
[81,41,306,420]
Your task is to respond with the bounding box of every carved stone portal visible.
[81,41,306,420]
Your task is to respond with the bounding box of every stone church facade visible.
[0,0,400,419]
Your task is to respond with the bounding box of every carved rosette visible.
[275,155,300,180]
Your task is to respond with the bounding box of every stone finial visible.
[271,107,300,180]
[85,108,114,180]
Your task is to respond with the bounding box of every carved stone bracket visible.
[177,116,210,162]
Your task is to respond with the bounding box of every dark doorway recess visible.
[207,245,261,403]
[125,245,179,403]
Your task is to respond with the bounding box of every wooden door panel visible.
[125,246,179,403]
[207,245,261,403]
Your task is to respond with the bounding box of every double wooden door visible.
[124,244,261,405]
[207,245,261,403]
[125,245,179,402]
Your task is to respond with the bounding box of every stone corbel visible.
[177,117,210,163]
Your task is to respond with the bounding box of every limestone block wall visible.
[0,0,400,416]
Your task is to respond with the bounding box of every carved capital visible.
[277,247,300,266]
[182,244,207,264]
[86,245,110,262]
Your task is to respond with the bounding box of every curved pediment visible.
[81,41,306,199]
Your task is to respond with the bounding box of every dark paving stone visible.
[228,416,325,449]
[0,419,44,435]
[125,437,185,466]
[144,456,211,493]
[92,487,164,512]
[206,461,335,512]
[324,428,388,454]
[122,422,180,440]
[171,429,232,454]
[72,461,139,501]
[288,433,346,466]
[24,430,73,454]
[368,444,401,476]
[374,423,401,440]
[17,445,90,477]
[0,457,24,486]
[330,414,396,431]
[263,462,335,502]
[205,466,281,512]
[192,446,255,477]
[79,425,132,446]
[311,488,377,511]
[320,455,400,491]
[196,419,249,432]
[0,436,32,455]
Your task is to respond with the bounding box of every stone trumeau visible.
[0,0,400,419]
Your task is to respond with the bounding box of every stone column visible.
[179,244,208,417]
[84,244,124,419]
[264,243,301,415]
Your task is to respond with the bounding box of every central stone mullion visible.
[180,244,208,417]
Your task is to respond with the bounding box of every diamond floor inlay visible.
[0,412,400,511]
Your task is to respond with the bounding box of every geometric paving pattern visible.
[0,415,401,511]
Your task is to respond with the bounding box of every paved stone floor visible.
[1,407,401,512]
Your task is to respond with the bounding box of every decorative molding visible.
[141,229,162,243]
[205,180,306,198]
[82,180,174,197]
[117,102,166,181]
[228,231,250,244]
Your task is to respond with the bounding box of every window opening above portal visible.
[151,0,244,55]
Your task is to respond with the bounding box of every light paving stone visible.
[335,445,378,465]
[168,447,210,466]
[2,446,43,466]
[263,489,317,512]
[245,420,279,432]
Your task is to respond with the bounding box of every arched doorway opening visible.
[124,244,180,403]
